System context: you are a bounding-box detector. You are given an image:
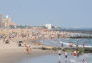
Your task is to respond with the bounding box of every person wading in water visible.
[64,51,68,58]
[58,50,61,63]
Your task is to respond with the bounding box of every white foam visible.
[60,41,92,48]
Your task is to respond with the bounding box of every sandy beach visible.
[0,47,54,63]
[0,37,56,63]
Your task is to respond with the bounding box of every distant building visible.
[44,24,62,31]
[45,24,52,29]
[0,14,17,28]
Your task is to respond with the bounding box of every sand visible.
[0,47,25,63]
[0,47,54,63]
[0,38,55,63]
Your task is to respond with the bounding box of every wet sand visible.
[0,47,54,63]
[0,38,55,63]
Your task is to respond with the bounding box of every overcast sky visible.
[0,0,92,28]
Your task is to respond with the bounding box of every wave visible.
[60,41,92,48]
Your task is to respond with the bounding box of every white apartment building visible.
[45,24,52,29]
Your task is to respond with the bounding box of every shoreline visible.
[0,47,55,63]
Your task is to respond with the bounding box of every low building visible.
[45,24,52,29]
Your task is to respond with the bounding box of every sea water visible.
[19,38,92,63]
[19,53,92,63]
[42,38,92,47]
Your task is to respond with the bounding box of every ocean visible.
[19,38,92,63]
[19,53,92,63]
[42,38,92,47]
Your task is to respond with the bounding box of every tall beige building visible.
[0,14,17,28]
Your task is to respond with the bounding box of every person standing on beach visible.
[58,50,61,56]
[58,50,61,63]
[24,44,32,54]
[64,51,68,58]
[64,51,68,63]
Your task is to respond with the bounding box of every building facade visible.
[0,14,16,28]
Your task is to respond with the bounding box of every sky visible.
[0,0,92,28]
